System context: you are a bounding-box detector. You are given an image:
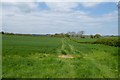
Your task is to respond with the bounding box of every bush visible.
[94,34,101,38]
[90,35,94,38]
[61,50,67,55]
[93,38,120,47]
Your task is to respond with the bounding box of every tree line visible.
[51,31,101,38]
[1,31,101,38]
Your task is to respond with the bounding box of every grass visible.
[2,35,62,55]
[70,37,99,43]
[2,34,119,78]
[0,34,2,78]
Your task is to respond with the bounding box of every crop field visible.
[0,34,1,78]
[2,35,119,78]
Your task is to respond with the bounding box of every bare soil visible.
[58,55,74,58]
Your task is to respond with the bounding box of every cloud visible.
[1,2,118,35]
[45,2,78,11]
[39,2,103,11]
[80,2,101,7]
[2,0,119,2]
[2,2,38,14]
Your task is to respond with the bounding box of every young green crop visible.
[2,35,119,78]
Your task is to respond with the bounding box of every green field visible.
[0,34,2,78]
[2,35,119,78]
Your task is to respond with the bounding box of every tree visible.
[67,32,76,37]
[2,31,4,34]
[65,34,70,37]
[94,34,101,38]
[77,31,84,38]
[90,35,94,38]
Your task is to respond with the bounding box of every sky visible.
[1,1,119,35]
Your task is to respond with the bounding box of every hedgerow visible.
[93,38,120,47]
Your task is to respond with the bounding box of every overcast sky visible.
[1,1,118,35]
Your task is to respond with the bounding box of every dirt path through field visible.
[57,38,80,58]
[58,55,74,58]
